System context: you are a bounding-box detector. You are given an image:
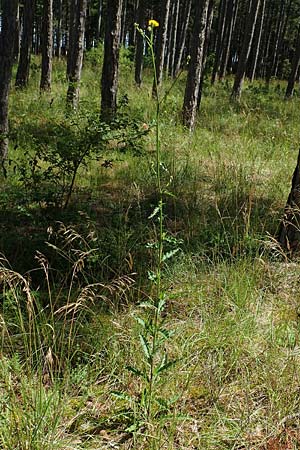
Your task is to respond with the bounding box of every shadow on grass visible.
[0,177,283,289]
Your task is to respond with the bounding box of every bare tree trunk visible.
[67,0,77,77]
[134,0,146,86]
[274,0,292,78]
[66,0,87,109]
[285,28,300,99]
[219,0,238,79]
[85,3,93,50]
[16,0,35,88]
[13,4,20,62]
[152,0,171,97]
[174,0,192,77]
[168,0,180,77]
[55,0,63,58]
[40,0,53,91]
[259,0,272,79]
[100,0,122,120]
[198,0,214,109]
[0,0,18,162]
[265,0,285,85]
[121,0,127,46]
[182,0,210,131]
[95,0,103,43]
[165,0,174,74]
[248,0,266,82]
[278,149,300,253]
[211,0,228,85]
[231,0,261,101]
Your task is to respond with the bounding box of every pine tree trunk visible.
[85,5,93,50]
[231,0,261,101]
[278,149,300,253]
[274,0,291,78]
[219,0,238,79]
[67,0,77,77]
[55,0,63,58]
[165,0,174,74]
[16,0,35,88]
[40,0,53,91]
[121,0,127,46]
[211,0,228,85]
[0,0,18,162]
[66,0,87,109]
[152,0,171,97]
[182,0,210,131]
[174,0,192,77]
[198,0,214,109]
[265,0,285,84]
[248,0,266,82]
[101,0,122,120]
[168,0,179,77]
[134,0,146,86]
[285,28,300,99]
[259,0,273,79]
[13,4,20,62]
[95,0,103,43]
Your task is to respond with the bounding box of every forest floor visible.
[1,51,300,449]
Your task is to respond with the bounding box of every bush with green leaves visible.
[10,108,149,208]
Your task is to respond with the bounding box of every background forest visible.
[1,0,300,449]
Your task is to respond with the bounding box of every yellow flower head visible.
[148,19,159,28]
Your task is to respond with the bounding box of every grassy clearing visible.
[1,51,300,449]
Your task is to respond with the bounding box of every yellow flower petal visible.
[148,19,159,28]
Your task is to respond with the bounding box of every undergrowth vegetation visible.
[1,48,300,449]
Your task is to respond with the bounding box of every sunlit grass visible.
[1,52,300,448]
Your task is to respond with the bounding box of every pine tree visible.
[0,0,18,162]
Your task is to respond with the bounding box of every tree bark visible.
[152,0,171,97]
[13,4,20,62]
[95,0,103,43]
[248,0,266,82]
[274,0,292,78]
[168,0,180,77]
[67,0,77,77]
[278,149,300,253]
[66,0,87,109]
[100,0,122,120]
[231,0,261,101]
[134,0,146,86]
[16,0,35,88]
[285,28,300,99]
[55,0,63,58]
[219,0,238,79]
[165,0,174,73]
[211,0,228,85]
[182,0,210,131]
[0,0,18,162]
[265,0,285,84]
[174,0,192,77]
[198,0,214,109]
[121,0,127,46]
[40,0,53,91]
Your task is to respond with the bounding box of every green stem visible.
[146,27,164,423]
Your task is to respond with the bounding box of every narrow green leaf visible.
[157,297,166,314]
[156,359,177,375]
[139,334,151,360]
[162,248,180,262]
[135,316,146,328]
[148,206,160,219]
[126,365,144,378]
[111,391,133,402]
